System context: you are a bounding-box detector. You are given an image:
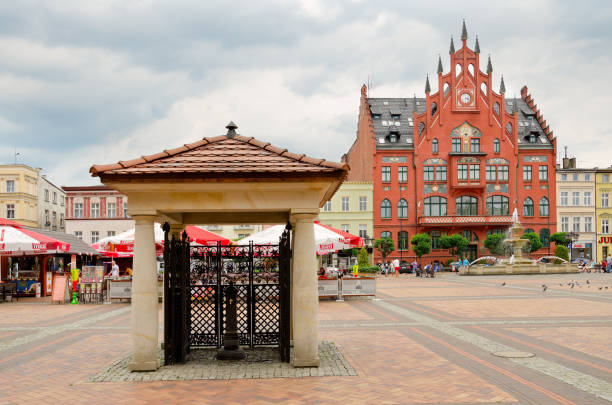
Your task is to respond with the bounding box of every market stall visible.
[0,219,72,297]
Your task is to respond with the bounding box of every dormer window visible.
[388,132,399,143]
[408,118,414,126]
[528,134,537,143]
[372,114,381,119]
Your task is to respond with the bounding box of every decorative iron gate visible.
[163,223,291,364]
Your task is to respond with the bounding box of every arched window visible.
[418,122,425,136]
[539,197,549,216]
[493,102,500,116]
[381,199,392,219]
[424,196,447,216]
[523,197,534,216]
[494,138,500,153]
[486,195,509,215]
[432,138,438,154]
[468,64,475,76]
[540,228,550,247]
[456,196,478,215]
[524,228,535,234]
[398,231,409,250]
[397,199,408,218]
[381,231,392,239]
[431,102,437,116]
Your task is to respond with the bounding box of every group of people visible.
[378,258,401,277]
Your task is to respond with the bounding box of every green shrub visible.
[357,247,369,267]
[521,232,543,253]
[483,233,505,255]
[357,266,379,273]
[554,245,569,262]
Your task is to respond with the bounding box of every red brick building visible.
[348,23,557,264]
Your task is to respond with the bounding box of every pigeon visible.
[501,282,506,286]
[599,287,603,290]
[542,285,548,292]
[586,280,590,284]
[559,283,563,286]
[570,283,575,289]
[606,287,609,290]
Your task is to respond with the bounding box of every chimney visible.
[570,158,576,169]
[562,158,570,169]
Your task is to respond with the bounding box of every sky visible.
[1,0,611,186]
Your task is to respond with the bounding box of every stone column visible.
[290,211,320,367]
[129,215,160,371]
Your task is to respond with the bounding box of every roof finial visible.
[487,54,493,73]
[461,19,468,41]
[437,55,443,74]
[449,36,455,54]
[474,35,480,53]
[499,75,506,94]
[225,121,238,138]
[425,75,431,94]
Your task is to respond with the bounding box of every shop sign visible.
[598,236,612,244]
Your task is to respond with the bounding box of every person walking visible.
[392,257,400,277]
[607,254,611,273]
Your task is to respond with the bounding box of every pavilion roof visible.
[90,131,348,179]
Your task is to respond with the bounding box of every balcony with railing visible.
[418,215,513,226]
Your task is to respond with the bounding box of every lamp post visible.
[567,231,579,261]
[364,234,374,266]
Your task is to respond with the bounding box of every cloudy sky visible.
[1,0,611,185]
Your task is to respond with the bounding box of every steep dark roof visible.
[504,94,553,149]
[367,97,426,150]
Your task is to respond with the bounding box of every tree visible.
[374,238,394,260]
[483,233,505,255]
[554,245,569,261]
[521,231,543,253]
[551,232,571,246]
[357,247,369,267]
[439,234,469,259]
[411,233,431,264]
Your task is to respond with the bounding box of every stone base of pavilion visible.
[461,263,579,275]
[90,341,356,382]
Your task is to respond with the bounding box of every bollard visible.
[216,281,246,360]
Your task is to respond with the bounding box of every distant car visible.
[399,262,412,274]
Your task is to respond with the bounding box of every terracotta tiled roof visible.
[90,134,348,178]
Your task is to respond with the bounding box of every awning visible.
[236,223,363,255]
[0,221,71,256]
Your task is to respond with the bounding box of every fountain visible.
[460,209,578,275]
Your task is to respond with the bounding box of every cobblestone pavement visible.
[0,272,611,404]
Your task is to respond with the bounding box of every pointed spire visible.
[449,36,455,54]
[499,75,506,94]
[437,55,443,74]
[487,55,493,73]
[461,19,468,41]
[425,75,431,94]
[474,36,480,53]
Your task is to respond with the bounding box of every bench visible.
[0,283,17,302]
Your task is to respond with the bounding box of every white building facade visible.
[37,174,66,232]
[556,158,596,261]
[63,185,133,245]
